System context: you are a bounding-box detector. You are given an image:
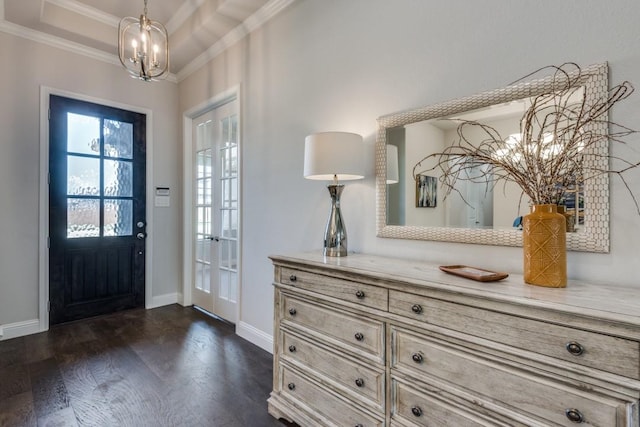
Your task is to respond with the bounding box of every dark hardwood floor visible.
[0,305,295,427]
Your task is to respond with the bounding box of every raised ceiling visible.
[1,0,294,81]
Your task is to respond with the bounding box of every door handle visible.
[136,232,146,240]
[209,236,220,242]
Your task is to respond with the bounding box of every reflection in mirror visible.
[376,63,609,252]
[387,90,584,230]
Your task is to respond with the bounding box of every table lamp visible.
[304,132,364,256]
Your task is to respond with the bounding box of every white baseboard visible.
[236,321,273,354]
[0,319,41,341]
[147,292,180,309]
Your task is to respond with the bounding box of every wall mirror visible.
[376,63,609,252]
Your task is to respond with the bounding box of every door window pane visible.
[67,198,100,238]
[68,156,100,196]
[104,159,133,197]
[67,113,100,155]
[219,269,229,300]
[228,271,237,303]
[104,119,133,159]
[104,199,133,236]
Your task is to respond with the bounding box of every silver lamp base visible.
[323,184,348,257]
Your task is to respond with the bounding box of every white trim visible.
[175,0,296,82]
[39,86,155,332]
[0,319,40,341]
[148,292,181,309]
[236,321,273,354]
[0,20,178,84]
[45,0,120,27]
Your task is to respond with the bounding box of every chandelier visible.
[118,0,169,81]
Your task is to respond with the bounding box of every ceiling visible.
[1,0,293,81]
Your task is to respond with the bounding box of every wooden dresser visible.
[267,253,640,427]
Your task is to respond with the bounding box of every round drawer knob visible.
[287,383,295,391]
[289,274,297,282]
[411,304,423,314]
[288,308,297,316]
[411,406,423,417]
[354,332,364,342]
[412,353,423,363]
[565,408,584,423]
[355,290,366,299]
[565,341,584,356]
[355,424,363,427]
[288,345,296,353]
[355,378,365,388]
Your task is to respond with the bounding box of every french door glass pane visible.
[67,113,100,155]
[67,156,100,196]
[220,239,230,269]
[197,207,211,235]
[104,199,133,236]
[104,119,133,159]
[219,269,229,299]
[202,264,211,293]
[104,159,133,197]
[196,236,208,262]
[67,198,100,238]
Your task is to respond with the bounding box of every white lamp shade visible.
[304,132,365,181]
[386,144,399,184]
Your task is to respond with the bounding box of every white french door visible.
[191,101,239,322]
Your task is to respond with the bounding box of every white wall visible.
[180,0,640,344]
[405,121,445,226]
[0,31,181,331]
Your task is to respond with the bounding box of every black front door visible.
[49,95,146,325]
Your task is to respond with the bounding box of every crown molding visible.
[176,0,296,82]
[0,19,178,83]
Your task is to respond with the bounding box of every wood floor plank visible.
[55,344,120,427]
[37,406,79,427]
[0,363,31,400]
[28,358,71,419]
[0,337,26,368]
[0,305,295,427]
[0,392,36,427]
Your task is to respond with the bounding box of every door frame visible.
[181,85,241,325]
[38,86,154,332]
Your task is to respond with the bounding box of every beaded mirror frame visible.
[376,62,609,252]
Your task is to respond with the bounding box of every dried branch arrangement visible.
[412,63,639,213]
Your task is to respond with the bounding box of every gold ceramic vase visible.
[523,204,567,287]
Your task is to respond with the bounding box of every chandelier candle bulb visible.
[118,0,169,81]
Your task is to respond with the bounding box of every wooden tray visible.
[439,265,509,282]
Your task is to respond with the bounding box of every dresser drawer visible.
[390,290,640,379]
[280,267,388,310]
[283,295,384,361]
[393,329,630,426]
[391,379,506,427]
[282,331,385,409]
[281,367,384,427]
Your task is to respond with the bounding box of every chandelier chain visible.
[144,0,148,17]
